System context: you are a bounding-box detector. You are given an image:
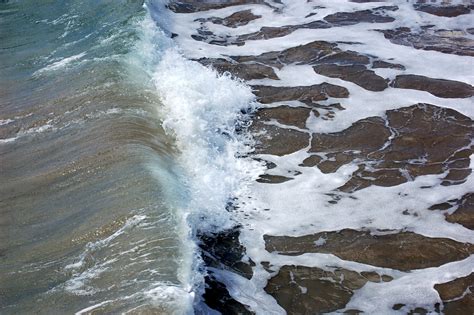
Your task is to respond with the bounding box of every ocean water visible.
[1,0,197,313]
[1,0,262,313]
[1,0,473,314]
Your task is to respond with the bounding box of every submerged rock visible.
[390,74,474,99]
[197,58,278,80]
[199,228,254,280]
[251,123,310,156]
[252,84,349,104]
[252,106,313,129]
[234,7,396,43]
[264,229,474,271]
[203,275,254,315]
[414,4,472,18]
[307,104,473,191]
[371,60,405,70]
[256,174,293,184]
[430,193,474,230]
[265,265,367,313]
[381,27,474,57]
[167,0,265,13]
[196,9,261,28]
[434,273,474,315]
[323,7,396,26]
[232,40,370,68]
[314,64,388,91]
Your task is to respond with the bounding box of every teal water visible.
[0,0,194,313]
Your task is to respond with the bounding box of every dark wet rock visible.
[390,74,474,99]
[300,154,323,167]
[320,50,372,66]
[167,0,264,13]
[253,158,277,170]
[192,6,397,46]
[440,193,474,230]
[199,228,254,280]
[232,41,371,71]
[256,174,293,184]
[381,27,474,57]
[233,7,396,44]
[198,229,255,314]
[264,229,474,271]
[372,60,405,70]
[250,106,313,156]
[252,84,349,104]
[309,116,391,170]
[350,0,385,2]
[250,123,310,156]
[414,5,472,18]
[197,58,278,80]
[313,64,388,91]
[434,273,474,315]
[191,27,240,46]
[264,265,372,314]
[253,106,312,129]
[237,25,302,42]
[196,9,261,28]
[308,104,473,192]
[203,275,254,315]
[323,8,396,26]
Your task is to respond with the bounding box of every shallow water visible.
[1,0,195,313]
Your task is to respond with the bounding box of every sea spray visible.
[138,5,265,306]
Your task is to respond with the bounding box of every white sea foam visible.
[149,0,474,313]
[33,52,87,75]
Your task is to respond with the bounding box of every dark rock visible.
[251,123,310,156]
[300,154,323,167]
[167,0,264,13]
[256,174,293,184]
[197,58,278,80]
[434,273,474,315]
[250,106,314,156]
[197,9,261,28]
[237,26,299,42]
[228,7,397,44]
[232,41,371,71]
[264,265,372,314]
[323,9,395,26]
[381,27,474,57]
[313,64,388,91]
[252,84,349,104]
[414,5,472,18]
[264,229,474,271]
[203,275,254,315]
[372,60,405,70]
[390,74,474,99]
[253,158,277,170]
[308,104,473,192]
[199,228,254,280]
[309,116,390,159]
[320,50,372,66]
[253,106,312,129]
[445,193,474,230]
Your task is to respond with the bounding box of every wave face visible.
[1,0,197,313]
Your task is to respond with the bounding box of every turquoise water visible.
[1,0,195,313]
